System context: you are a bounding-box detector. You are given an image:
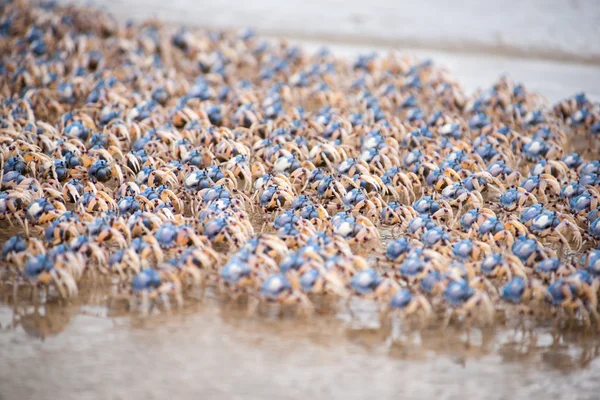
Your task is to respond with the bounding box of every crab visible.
[196,184,244,208]
[519,174,561,202]
[202,215,254,249]
[303,232,354,259]
[412,195,440,216]
[308,141,347,169]
[297,203,330,229]
[272,154,307,175]
[219,255,265,299]
[21,254,79,299]
[343,172,388,195]
[69,235,110,268]
[528,209,583,251]
[1,171,26,191]
[452,238,492,262]
[522,137,563,162]
[398,247,448,279]
[331,211,380,248]
[398,253,428,282]
[314,175,347,203]
[420,227,451,251]
[139,165,178,188]
[279,248,324,274]
[242,235,289,263]
[108,248,144,279]
[76,191,117,214]
[256,273,314,315]
[569,191,600,222]
[417,267,448,295]
[24,197,66,225]
[119,267,184,314]
[561,153,584,171]
[2,235,32,264]
[258,185,294,211]
[87,159,124,185]
[479,253,527,281]
[336,157,369,177]
[440,181,483,216]
[276,220,317,248]
[223,154,252,189]
[406,214,439,238]
[183,170,217,192]
[529,159,571,181]
[511,235,554,266]
[349,268,401,304]
[443,279,495,327]
[582,249,600,277]
[380,201,419,227]
[500,276,548,304]
[386,289,433,330]
[62,178,85,202]
[43,212,87,245]
[500,276,551,316]
[254,173,294,195]
[547,272,600,328]
[360,147,399,174]
[425,166,461,193]
[499,187,538,211]
[321,254,367,278]
[214,139,251,162]
[534,257,576,282]
[341,187,385,218]
[272,209,301,230]
[458,207,497,233]
[381,167,421,203]
[135,186,183,214]
[385,237,414,262]
[41,159,71,183]
[0,189,32,223]
[298,267,350,297]
[461,172,506,196]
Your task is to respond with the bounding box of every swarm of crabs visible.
[2,1,600,330]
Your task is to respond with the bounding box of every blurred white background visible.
[60,0,600,101]
[71,0,600,62]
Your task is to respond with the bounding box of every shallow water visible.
[2,292,600,400]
